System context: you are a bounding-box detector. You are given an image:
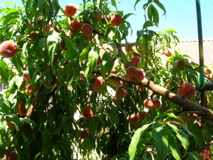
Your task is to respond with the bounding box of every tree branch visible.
[141,78,213,122]
[107,75,213,122]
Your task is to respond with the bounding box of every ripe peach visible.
[178,82,196,99]
[132,52,141,58]
[144,99,161,110]
[126,67,144,82]
[94,12,102,21]
[111,14,122,26]
[92,76,105,92]
[42,73,57,88]
[129,114,138,123]
[163,49,172,57]
[115,88,128,100]
[70,19,82,31]
[108,79,123,88]
[17,102,27,116]
[23,74,31,83]
[64,4,77,17]
[83,107,94,120]
[188,113,198,119]
[7,151,18,160]
[139,111,147,120]
[204,68,211,75]
[200,150,211,159]
[25,85,35,96]
[136,85,144,92]
[135,121,142,129]
[177,59,185,69]
[6,116,16,130]
[0,41,18,58]
[131,56,141,68]
[28,31,38,44]
[81,23,93,36]
[42,25,53,34]
[80,130,89,139]
[20,78,27,89]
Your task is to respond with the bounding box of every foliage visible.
[0,0,213,159]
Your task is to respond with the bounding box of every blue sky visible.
[2,0,213,42]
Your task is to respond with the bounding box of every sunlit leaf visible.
[152,123,168,160]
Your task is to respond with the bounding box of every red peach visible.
[139,111,147,120]
[129,114,138,123]
[23,74,31,83]
[17,102,27,116]
[111,14,122,26]
[126,67,144,82]
[115,88,128,100]
[132,52,141,58]
[7,151,19,160]
[42,25,53,34]
[163,49,172,57]
[81,23,93,36]
[92,76,105,92]
[64,4,77,17]
[144,99,161,110]
[177,59,185,69]
[0,41,18,58]
[80,130,89,139]
[94,12,102,21]
[131,56,141,68]
[178,82,196,99]
[25,85,35,96]
[200,150,211,159]
[204,68,211,75]
[83,107,94,120]
[70,19,82,31]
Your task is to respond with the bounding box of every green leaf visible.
[154,0,166,14]
[143,20,154,29]
[188,151,203,160]
[164,125,181,160]
[22,119,36,129]
[101,53,114,77]
[84,47,99,77]
[128,123,152,160]
[46,31,60,67]
[152,123,168,160]
[134,0,141,10]
[167,123,189,151]
[61,34,78,61]
[10,52,24,74]
[111,0,117,8]
[147,4,159,27]
[79,43,96,62]
[0,60,10,83]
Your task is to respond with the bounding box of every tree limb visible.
[141,78,213,122]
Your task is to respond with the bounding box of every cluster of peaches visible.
[0,3,201,139]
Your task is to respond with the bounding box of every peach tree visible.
[0,0,213,159]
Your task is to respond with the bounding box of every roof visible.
[170,40,213,66]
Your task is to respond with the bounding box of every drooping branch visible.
[142,78,213,122]
[107,75,213,122]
